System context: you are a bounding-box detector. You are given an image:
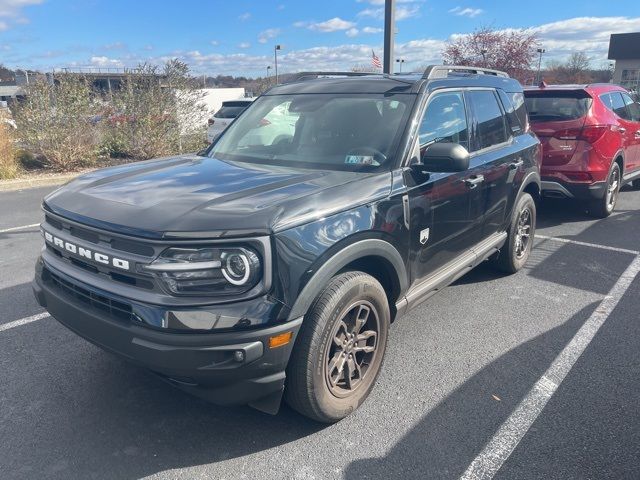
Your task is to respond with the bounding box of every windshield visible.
[208,93,414,171]
[524,92,592,122]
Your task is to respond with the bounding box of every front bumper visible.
[33,259,302,411]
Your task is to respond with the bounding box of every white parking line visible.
[0,312,50,333]
[0,223,40,234]
[536,234,639,255]
[460,254,640,480]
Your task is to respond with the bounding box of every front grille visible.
[45,214,155,257]
[45,268,134,322]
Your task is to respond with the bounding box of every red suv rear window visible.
[524,91,592,122]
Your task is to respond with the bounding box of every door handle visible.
[618,127,627,134]
[464,175,485,188]
[509,159,524,170]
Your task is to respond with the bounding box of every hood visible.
[44,155,392,238]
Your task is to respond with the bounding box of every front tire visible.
[285,271,390,423]
[493,192,536,274]
[589,162,621,218]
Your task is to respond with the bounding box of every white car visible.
[206,99,254,143]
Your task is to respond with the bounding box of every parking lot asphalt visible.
[1,184,638,480]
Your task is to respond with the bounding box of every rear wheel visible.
[493,192,536,274]
[589,162,621,218]
[632,179,640,190]
[285,271,389,423]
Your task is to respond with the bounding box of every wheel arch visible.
[286,239,408,322]
[518,171,541,204]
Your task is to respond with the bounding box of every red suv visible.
[524,84,640,217]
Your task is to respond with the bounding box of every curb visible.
[0,173,80,192]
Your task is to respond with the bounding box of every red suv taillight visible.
[553,125,608,143]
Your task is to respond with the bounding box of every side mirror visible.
[420,143,470,173]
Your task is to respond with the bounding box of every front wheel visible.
[493,192,536,274]
[284,271,390,423]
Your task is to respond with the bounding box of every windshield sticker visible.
[345,155,378,166]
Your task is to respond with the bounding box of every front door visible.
[406,90,484,285]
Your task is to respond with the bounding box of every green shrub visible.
[13,74,101,171]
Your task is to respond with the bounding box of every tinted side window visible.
[419,91,469,151]
[467,90,508,151]
[497,89,522,134]
[510,92,528,132]
[602,92,630,120]
[621,92,640,122]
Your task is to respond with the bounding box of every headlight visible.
[142,246,262,296]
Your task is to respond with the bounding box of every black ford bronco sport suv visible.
[33,66,541,423]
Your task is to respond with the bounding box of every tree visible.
[543,52,595,84]
[0,64,15,83]
[442,27,538,82]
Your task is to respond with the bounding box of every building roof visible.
[0,85,25,97]
[608,32,640,60]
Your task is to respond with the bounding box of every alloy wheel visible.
[324,301,380,398]
[514,207,532,259]
[606,166,620,212]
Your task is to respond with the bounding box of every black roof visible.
[266,72,522,96]
[608,33,640,60]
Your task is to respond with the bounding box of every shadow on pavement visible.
[495,274,640,479]
[343,302,598,480]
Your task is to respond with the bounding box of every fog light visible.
[268,331,293,349]
[233,350,245,362]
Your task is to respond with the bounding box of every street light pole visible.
[383,0,395,74]
[395,58,405,73]
[266,65,271,79]
[536,48,546,84]
[274,44,281,84]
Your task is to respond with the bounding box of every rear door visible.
[465,89,520,237]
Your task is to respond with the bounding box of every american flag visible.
[371,50,382,69]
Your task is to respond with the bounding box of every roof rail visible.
[290,71,374,82]
[422,65,509,79]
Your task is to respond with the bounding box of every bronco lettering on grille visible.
[42,229,130,271]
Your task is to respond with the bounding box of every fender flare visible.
[286,239,408,321]
[517,170,541,201]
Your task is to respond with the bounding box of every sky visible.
[0,0,639,77]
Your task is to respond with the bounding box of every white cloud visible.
[293,20,308,28]
[358,4,420,21]
[237,42,251,49]
[345,28,359,38]
[0,0,43,30]
[90,56,124,67]
[238,12,251,21]
[308,17,356,32]
[210,40,219,46]
[362,26,383,34]
[449,7,483,18]
[258,28,280,44]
